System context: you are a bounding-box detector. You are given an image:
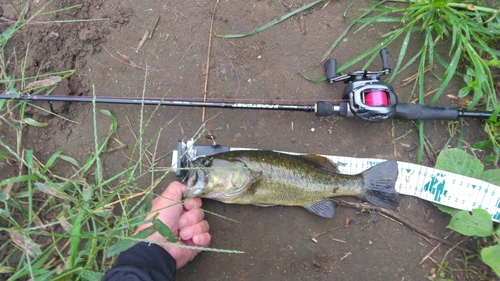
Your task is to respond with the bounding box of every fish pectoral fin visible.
[303,199,336,218]
[253,203,276,207]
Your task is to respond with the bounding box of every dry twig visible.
[148,15,161,39]
[410,88,439,104]
[135,30,150,53]
[401,65,431,87]
[135,15,161,53]
[310,225,349,240]
[334,199,476,255]
[202,0,220,122]
[419,231,454,265]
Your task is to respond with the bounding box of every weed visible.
[0,3,240,280]
[434,148,500,278]
[337,0,500,163]
[217,0,324,38]
[0,74,239,280]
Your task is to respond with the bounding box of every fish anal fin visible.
[300,154,339,173]
[304,199,336,218]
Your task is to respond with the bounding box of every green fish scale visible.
[213,151,365,206]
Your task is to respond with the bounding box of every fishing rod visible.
[0,48,496,121]
[0,94,316,112]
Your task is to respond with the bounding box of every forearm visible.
[102,242,176,281]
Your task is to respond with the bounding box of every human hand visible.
[135,181,211,269]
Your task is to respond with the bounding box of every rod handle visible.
[395,104,458,120]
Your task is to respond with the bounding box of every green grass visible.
[335,0,500,163]
[0,2,242,280]
[0,68,239,280]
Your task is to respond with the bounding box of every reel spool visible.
[364,90,388,106]
[323,48,397,122]
[344,81,398,121]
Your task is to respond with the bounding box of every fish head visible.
[184,157,255,201]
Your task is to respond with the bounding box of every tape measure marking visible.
[318,155,500,223]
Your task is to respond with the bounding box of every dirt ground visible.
[1,0,497,280]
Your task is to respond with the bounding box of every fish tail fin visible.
[361,160,400,210]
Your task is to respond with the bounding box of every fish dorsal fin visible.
[299,154,339,173]
[303,199,336,218]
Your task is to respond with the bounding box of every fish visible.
[183,150,400,218]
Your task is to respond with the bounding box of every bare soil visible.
[1,0,496,280]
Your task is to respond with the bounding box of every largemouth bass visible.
[183,150,399,218]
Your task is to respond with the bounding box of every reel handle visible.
[324,58,337,83]
[379,48,391,72]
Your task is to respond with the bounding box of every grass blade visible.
[41,150,63,175]
[337,27,406,73]
[416,37,428,164]
[153,219,178,243]
[217,0,323,38]
[106,224,158,257]
[21,117,48,127]
[8,231,42,258]
[387,24,414,83]
[321,1,391,62]
[429,42,462,105]
[0,175,38,187]
[70,213,84,267]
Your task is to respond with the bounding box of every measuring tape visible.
[172,146,500,222]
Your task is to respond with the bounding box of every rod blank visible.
[0,94,316,112]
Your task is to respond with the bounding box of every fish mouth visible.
[184,168,206,198]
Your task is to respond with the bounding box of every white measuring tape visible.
[172,147,500,223]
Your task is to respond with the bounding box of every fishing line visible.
[0,93,347,103]
[100,41,198,72]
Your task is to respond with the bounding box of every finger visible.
[148,182,187,217]
[154,181,187,206]
[178,208,205,228]
[192,232,211,247]
[179,220,210,240]
[183,197,202,210]
[137,182,188,235]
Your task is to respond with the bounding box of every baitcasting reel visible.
[317,48,484,121]
[316,49,397,122]
[325,48,398,121]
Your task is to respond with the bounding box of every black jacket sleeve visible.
[102,242,177,281]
